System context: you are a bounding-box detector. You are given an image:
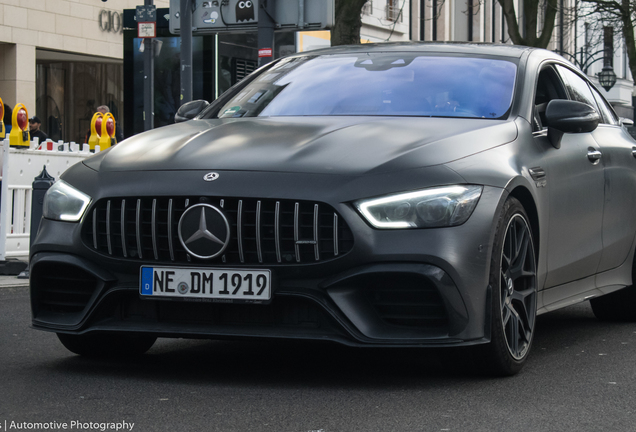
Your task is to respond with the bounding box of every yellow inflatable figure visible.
[99,113,116,150]
[88,112,103,151]
[9,104,29,148]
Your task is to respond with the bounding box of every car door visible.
[533,65,605,289]
[567,72,636,273]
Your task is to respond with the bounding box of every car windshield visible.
[214,53,518,119]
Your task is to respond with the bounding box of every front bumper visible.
[30,168,506,347]
[32,252,478,346]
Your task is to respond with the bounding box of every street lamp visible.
[597,26,617,92]
[598,65,617,92]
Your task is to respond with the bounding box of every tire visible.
[590,255,636,321]
[57,333,157,358]
[479,197,538,376]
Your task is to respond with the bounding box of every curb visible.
[0,276,29,288]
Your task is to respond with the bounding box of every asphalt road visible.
[2,285,636,432]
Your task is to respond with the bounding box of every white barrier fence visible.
[0,139,99,260]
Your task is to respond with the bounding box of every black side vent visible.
[33,264,100,314]
[365,274,448,329]
[82,197,354,266]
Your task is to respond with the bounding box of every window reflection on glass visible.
[36,61,123,144]
[215,55,518,120]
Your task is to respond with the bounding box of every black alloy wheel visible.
[499,213,537,361]
[481,197,538,375]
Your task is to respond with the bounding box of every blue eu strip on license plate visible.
[140,266,271,302]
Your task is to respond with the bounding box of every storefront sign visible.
[99,10,123,34]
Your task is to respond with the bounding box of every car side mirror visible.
[545,100,600,149]
[175,100,210,123]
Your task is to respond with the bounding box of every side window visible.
[555,65,600,113]
[533,65,568,131]
[590,86,619,125]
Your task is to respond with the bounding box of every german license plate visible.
[140,266,271,303]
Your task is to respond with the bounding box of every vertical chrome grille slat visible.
[136,199,143,259]
[220,199,226,263]
[274,201,281,263]
[168,199,175,261]
[120,199,127,258]
[256,200,263,263]
[152,199,158,260]
[92,209,98,249]
[106,200,112,255]
[313,204,320,261]
[333,213,339,256]
[294,202,300,262]
[238,200,245,263]
[184,198,191,261]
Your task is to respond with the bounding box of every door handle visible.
[632,146,636,158]
[587,148,602,164]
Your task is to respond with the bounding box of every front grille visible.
[82,197,354,265]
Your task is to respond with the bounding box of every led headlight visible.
[355,185,483,229]
[43,180,92,222]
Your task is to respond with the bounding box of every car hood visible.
[88,116,518,175]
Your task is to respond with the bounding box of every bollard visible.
[30,165,56,249]
[16,166,55,279]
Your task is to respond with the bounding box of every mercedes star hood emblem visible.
[203,172,220,182]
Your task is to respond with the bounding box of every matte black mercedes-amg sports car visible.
[31,43,636,375]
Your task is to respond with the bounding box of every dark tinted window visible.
[534,66,568,130]
[556,65,599,112]
[590,85,619,125]
[214,54,518,119]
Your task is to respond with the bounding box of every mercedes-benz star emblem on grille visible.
[178,203,231,259]
[203,172,220,182]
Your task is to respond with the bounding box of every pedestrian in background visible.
[29,116,48,144]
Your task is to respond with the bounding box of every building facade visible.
[399,0,633,118]
[0,0,169,143]
[1,0,632,143]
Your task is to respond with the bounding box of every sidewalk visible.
[0,274,29,288]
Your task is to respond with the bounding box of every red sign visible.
[258,48,273,58]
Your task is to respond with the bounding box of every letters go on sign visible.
[140,266,271,303]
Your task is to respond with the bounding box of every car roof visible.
[292,42,544,60]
